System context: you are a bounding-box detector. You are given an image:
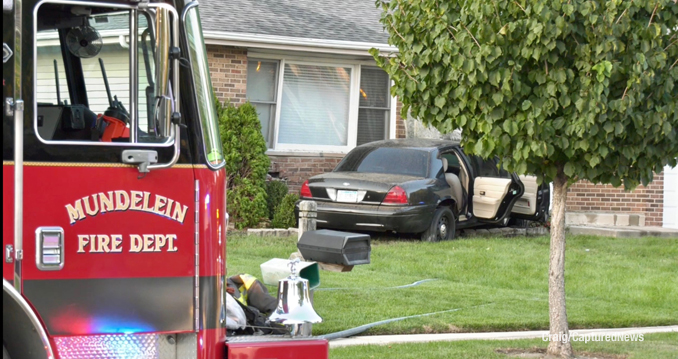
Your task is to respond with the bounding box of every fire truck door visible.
[20,163,197,336]
[17,4,197,337]
[2,0,16,284]
[21,165,198,337]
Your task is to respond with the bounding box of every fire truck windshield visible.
[183,5,225,169]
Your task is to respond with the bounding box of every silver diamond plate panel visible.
[176,333,198,359]
[158,335,178,359]
[54,333,178,359]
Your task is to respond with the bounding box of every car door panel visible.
[511,175,550,221]
[473,177,513,219]
[512,175,538,215]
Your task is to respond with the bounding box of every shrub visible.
[271,193,299,229]
[217,99,270,229]
[266,180,289,220]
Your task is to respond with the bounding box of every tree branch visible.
[447,28,458,42]
[665,39,677,51]
[622,85,630,100]
[615,1,632,24]
[387,18,407,43]
[462,23,481,50]
[399,63,419,83]
[571,34,581,47]
[648,3,658,28]
[670,58,678,71]
[493,1,503,27]
[513,1,527,14]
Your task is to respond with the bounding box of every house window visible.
[358,67,390,145]
[246,57,392,152]
[246,60,279,146]
[279,63,352,147]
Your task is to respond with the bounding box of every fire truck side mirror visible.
[154,7,172,138]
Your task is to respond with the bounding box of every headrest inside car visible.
[441,157,448,172]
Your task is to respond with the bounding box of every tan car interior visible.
[472,177,512,219]
[512,175,538,216]
[441,157,464,212]
[454,153,470,196]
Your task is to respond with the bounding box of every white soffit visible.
[203,31,398,57]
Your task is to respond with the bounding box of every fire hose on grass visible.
[317,303,495,341]
[315,279,439,292]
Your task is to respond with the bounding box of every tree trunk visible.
[546,171,574,358]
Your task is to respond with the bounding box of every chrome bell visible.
[268,259,322,336]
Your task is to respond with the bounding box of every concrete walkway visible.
[329,325,678,348]
[568,226,678,238]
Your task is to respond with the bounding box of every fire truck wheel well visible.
[3,280,52,359]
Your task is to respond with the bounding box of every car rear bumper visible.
[307,201,436,233]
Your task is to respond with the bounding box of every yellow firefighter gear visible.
[235,274,258,306]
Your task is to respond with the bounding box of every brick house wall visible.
[565,172,665,227]
[268,154,344,193]
[207,45,406,193]
[395,100,406,139]
[208,45,248,105]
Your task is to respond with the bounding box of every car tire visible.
[421,207,455,242]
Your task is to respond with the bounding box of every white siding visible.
[663,165,678,229]
[37,42,151,129]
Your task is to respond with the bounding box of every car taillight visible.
[383,186,408,204]
[300,180,312,198]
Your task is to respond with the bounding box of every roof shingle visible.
[199,0,389,45]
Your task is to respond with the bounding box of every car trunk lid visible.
[308,172,422,203]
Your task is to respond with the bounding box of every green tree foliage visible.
[266,180,290,220]
[372,1,677,357]
[271,193,299,229]
[372,0,677,186]
[217,99,270,229]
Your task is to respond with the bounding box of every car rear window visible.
[334,147,429,177]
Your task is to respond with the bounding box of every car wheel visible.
[421,207,455,242]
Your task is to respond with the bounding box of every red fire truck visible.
[2,0,328,357]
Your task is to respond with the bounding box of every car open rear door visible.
[465,155,524,224]
[510,175,551,222]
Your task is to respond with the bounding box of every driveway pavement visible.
[329,325,678,348]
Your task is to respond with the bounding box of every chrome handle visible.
[36,227,64,271]
[5,245,13,263]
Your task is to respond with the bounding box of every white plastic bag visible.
[226,293,247,330]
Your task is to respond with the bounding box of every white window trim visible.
[390,80,397,139]
[251,53,398,154]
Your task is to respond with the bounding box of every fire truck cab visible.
[2,0,328,358]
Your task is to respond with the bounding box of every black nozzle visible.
[99,58,114,108]
[53,60,61,105]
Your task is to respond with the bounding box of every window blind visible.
[357,67,390,145]
[247,60,279,146]
[278,63,351,146]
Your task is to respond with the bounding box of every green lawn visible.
[226,234,678,336]
[329,332,678,359]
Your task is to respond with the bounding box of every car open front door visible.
[465,155,524,224]
[511,175,551,222]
